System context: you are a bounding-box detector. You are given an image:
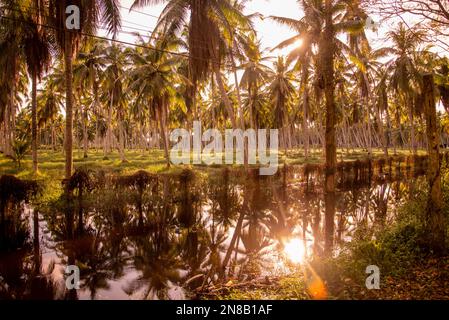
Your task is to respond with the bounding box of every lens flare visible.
[283,238,305,264]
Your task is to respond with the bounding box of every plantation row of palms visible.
[1,0,449,176]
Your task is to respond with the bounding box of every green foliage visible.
[11,138,31,169]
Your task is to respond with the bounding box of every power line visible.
[1,3,232,51]
[118,4,161,20]
[0,13,235,68]
[1,2,252,65]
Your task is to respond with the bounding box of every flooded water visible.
[0,159,429,300]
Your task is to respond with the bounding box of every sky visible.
[115,0,299,51]
[113,0,391,54]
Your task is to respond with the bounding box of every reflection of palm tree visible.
[125,177,181,299]
[127,235,181,300]
[238,178,273,272]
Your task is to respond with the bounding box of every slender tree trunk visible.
[157,106,170,168]
[64,32,74,180]
[301,63,310,159]
[322,0,336,257]
[423,74,445,254]
[51,124,56,151]
[408,95,417,155]
[231,53,248,170]
[104,91,114,158]
[82,105,88,158]
[366,96,373,157]
[4,99,12,157]
[215,71,237,128]
[322,0,336,194]
[32,70,38,174]
[379,107,389,157]
[118,114,126,162]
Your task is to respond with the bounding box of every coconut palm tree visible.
[383,23,428,155]
[239,35,272,130]
[267,56,296,154]
[127,37,186,167]
[73,40,108,158]
[21,0,52,174]
[37,80,64,150]
[0,1,30,157]
[101,43,128,161]
[47,0,121,179]
[270,1,321,158]
[131,0,247,127]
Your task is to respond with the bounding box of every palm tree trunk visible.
[64,32,74,180]
[215,71,237,128]
[118,115,126,162]
[32,70,38,174]
[82,105,88,158]
[322,0,337,195]
[423,74,445,254]
[409,104,417,155]
[3,100,12,157]
[301,67,310,159]
[104,91,114,158]
[231,53,248,169]
[321,1,337,258]
[156,106,170,168]
[366,96,373,157]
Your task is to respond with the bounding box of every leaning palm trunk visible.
[31,70,38,173]
[231,52,248,170]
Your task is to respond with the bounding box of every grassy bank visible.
[0,148,426,178]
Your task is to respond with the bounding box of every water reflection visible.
[0,160,427,300]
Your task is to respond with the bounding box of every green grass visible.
[0,149,169,179]
[0,147,426,180]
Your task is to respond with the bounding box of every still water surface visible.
[0,163,425,299]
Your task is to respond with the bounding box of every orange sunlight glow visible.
[283,238,306,264]
[295,38,304,48]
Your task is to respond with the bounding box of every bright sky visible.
[115,0,298,52]
[112,0,402,56]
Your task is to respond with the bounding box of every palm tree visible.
[0,1,30,158]
[48,0,121,179]
[101,43,128,161]
[37,80,64,150]
[267,56,296,155]
[21,0,52,174]
[73,40,107,158]
[383,23,428,155]
[128,38,186,167]
[270,2,321,158]
[239,35,272,130]
[131,0,247,127]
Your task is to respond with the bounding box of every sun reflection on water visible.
[283,238,306,264]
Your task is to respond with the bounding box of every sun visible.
[295,38,304,48]
[283,238,306,264]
